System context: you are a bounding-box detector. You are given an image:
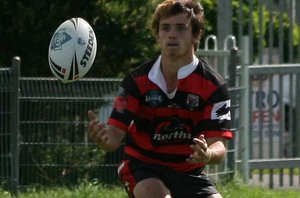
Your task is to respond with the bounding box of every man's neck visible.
[160,53,194,77]
[160,54,194,93]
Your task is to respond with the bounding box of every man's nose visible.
[167,27,178,38]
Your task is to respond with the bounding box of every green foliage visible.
[232,0,299,62]
[90,0,158,78]
[0,0,96,75]
[17,182,127,198]
[201,0,217,35]
[0,0,299,76]
[0,0,157,77]
[17,80,121,186]
[293,24,300,46]
[20,144,106,186]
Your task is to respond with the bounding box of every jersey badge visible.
[186,94,199,110]
[211,100,231,120]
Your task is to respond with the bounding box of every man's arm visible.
[87,110,126,152]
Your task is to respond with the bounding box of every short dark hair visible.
[151,0,205,50]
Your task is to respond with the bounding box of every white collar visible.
[148,55,199,99]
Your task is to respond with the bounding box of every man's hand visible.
[186,134,212,164]
[87,110,125,151]
[187,135,227,164]
[87,110,109,146]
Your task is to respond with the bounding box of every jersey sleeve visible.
[107,74,140,132]
[200,84,233,139]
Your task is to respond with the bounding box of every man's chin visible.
[163,50,180,57]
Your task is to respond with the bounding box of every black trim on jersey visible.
[196,119,231,131]
[197,58,226,86]
[110,109,136,126]
[130,58,157,78]
[120,75,141,101]
[205,84,230,105]
[119,58,157,103]
[133,118,153,132]
[125,142,190,162]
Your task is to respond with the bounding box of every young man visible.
[88,0,233,197]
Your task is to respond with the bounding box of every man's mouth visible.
[167,43,179,47]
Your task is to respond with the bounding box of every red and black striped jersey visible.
[108,55,233,172]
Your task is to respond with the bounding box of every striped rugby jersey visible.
[108,55,233,172]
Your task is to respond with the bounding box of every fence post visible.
[217,0,232,50]
[10,56,20,197]
[239,37,250,184]
[295,74,300,156]
[227,47,239,181]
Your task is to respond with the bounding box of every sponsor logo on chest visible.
[152,117,192,146]
[145,90,164,107]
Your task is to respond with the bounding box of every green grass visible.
[251,168,300,175]
[218,180,300,198]
[1,182,127,198]
[1,180,299,198]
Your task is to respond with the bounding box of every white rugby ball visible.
[48,17,97,83]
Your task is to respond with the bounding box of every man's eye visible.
[176,25,187,32]
[161,25,171,31]
[159,24,188,32]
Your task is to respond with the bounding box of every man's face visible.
[157,13,197,59]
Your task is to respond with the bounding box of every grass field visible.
[1,180,299,198]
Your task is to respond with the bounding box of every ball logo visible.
[80,27,95,68]
[50,28,72,51]
[77,37,86,46]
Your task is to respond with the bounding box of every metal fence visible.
[229,0,300,64]
[18,77,122,188]
[229,0,300,189]
[0,40,243,195]
[0,58,19,195]
[245,64,300,188]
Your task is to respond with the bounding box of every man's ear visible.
[192,31,201,46]
[193,32,201,43]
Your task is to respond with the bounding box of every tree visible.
[1,0,297,77]
[0,0,157,77]
[89,0,158,78]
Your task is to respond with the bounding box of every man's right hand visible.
[87,110,126,151]
[87,110,109,146]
